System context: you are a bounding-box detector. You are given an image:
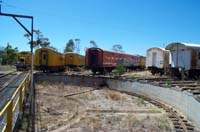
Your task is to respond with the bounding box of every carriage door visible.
[40,50,48,66]
[69,55,73,65]
[91,53,97,65]
[19,57,25,64]
[152,52,157,66]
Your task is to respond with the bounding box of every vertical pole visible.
[0,4,1,14]
[176,44,178,67]
[19,85,23,112]
[6,101,13,132]
[30,17,35,132]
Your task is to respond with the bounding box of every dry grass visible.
[0,65,16,71]
[32,84,173,132]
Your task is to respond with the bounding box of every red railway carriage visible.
[86,48,141,74]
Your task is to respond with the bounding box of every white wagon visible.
[166,42,200,78]
[146,47,170,75]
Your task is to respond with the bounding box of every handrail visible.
[0,72,30,132]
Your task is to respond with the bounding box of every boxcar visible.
[86,48,141,74]
[166,42,200,78]
[146,47,169,75]
[34,47,65,72]
[65,52,85,68]
[16,51,32,71]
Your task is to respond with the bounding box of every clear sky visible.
[0,0,200,56]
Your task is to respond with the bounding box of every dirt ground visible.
[64,70,168,79]
[123,70,170,79]
[32,83,175,132]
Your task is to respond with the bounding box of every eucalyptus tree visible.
[112,44,123,52]
[64,39,75,53]
[90,40,98,48]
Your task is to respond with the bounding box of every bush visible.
[113,65,126,76]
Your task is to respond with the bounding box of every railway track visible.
[118,90,198,132]
[130,76,200,101]
[35,72,200,131]
[0,72,27,110]
[38,80,199,132]
[36,71,200,101]
[0,71,18,92]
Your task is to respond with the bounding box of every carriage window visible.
[43,54,46,60]
[20,58,24,63]
[70,56,73,60]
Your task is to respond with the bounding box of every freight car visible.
[65,52,85,70]
[166,42,200,78]
[34,47,65,72]
[86,48,143,74]
[16,51,32,71]
[146,48,169,75]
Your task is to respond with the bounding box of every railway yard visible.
[1,2,200,132]
[1,70,200,132]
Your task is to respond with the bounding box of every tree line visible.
[64,39,123,53]
[0,29,124,65]
[0,43,18,65]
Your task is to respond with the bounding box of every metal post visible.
[19,85,23,112]
[30,17,35,132]
[6,101,13,132]
[0,0,2,13]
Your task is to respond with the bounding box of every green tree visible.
[40,38,50,48]
[112,44,123,52]
[24,29,50,49]
[0,46,5,65]
[1,43,18,65]
[64,39,75,53]
[90,40,98,48]
[113,65,126,76]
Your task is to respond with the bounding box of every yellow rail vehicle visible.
[34,48,65,72]
[139,56,146,70]
[65,52,85,68]
[16,51,32,71]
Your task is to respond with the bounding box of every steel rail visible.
[0,71,17,78]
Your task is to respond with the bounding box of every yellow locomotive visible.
[34,47,65,72]
[16,51,32,71]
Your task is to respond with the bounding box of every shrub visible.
[113,65,126,76]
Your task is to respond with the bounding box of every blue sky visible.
[0,0,200,55]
